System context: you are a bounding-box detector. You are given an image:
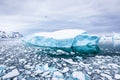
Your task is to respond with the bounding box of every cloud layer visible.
[0,0,120,34]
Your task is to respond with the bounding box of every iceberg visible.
[23,29,100,56]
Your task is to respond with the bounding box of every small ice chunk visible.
[0,65,6,73]
[62,59,78,65]
[24,64,34,69]
[101,73,112,80]
[25,70,31,75]
[62,67,69,73]
[8,66,16,69]
[115,74,120,79]
[44,64,49,71]
[19,59,26,63]
[108,63,120,69]
[72,71,85,80]
[2,69,20,79]
[34,69,43,74]
[21,78,26,80]
[52,71,64,79]
[35,63,57,73]
[41,71,50,77]
[13,77,18,80]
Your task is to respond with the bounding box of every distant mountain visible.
[0,30,23,39]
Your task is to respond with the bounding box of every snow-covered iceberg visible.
[23,29,100,55]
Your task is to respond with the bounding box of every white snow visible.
[33,29,86,39]
[2,68,20,79]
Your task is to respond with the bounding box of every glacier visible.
[23,29,100,56]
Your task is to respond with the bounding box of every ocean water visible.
[0,39,120,80]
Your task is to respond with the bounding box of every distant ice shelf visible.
[0,30,23,39]
[99,32,120,47]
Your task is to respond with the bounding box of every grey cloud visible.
[0,0,120,34]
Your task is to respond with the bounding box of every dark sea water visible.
[0,39,120,80]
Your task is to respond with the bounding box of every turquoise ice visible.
[23,29,100,55]
[0,65,6,76]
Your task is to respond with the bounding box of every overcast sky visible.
[0,0,120,34]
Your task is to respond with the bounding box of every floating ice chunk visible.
[24,64,34,69]
[25,70,31,75]
[24,29,100,55]
[2,68,20,79]
[62,67,69,73]
[108,63,120,69]
[52,71,64,80]
[72,71,90,80]
[0,65,6,75]
[35,63,57,73]
[115,74,120,79]
[62,59,78,65]
[41,71,50,77]
[19,59,26,63]
[101,73,112,80]
[85,74,91,80]
[8,66,16,69]
[72,71,85,80]
[13,77,18,80]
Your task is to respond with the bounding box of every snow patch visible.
[34,29,86,39]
